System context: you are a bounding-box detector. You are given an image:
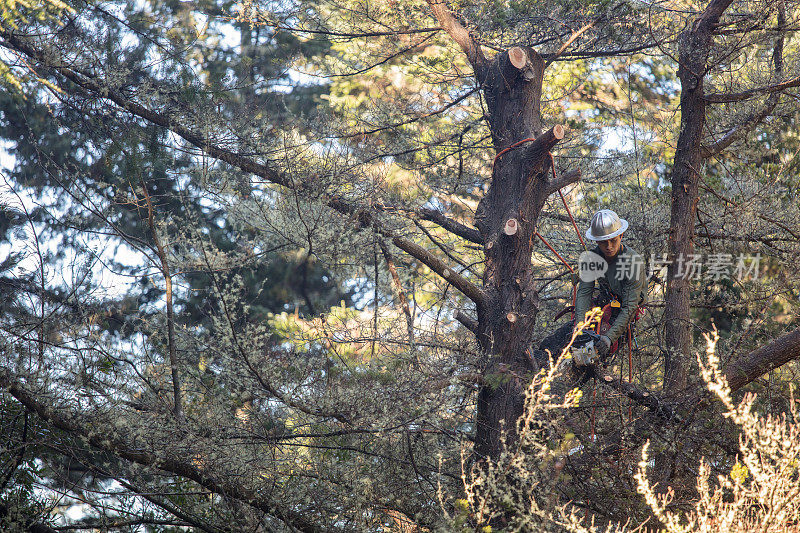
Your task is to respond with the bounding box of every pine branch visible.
[704,77,800,104]
[702,7,787,157]
[0,368,326,533]
[391,236,486,307]
[424,0,487,75]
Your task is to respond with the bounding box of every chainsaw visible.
[570,330,604,366]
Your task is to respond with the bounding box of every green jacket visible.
[574,244,647,342]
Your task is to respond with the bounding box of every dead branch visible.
[378,240,415,344]
[139,176,183,422]
[546,168,582,196]
[455,310,479,334]
[424,0,487,74]
[589,365,678,421]
[704,77,800,104]
[417,207,482,244]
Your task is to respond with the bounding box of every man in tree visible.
[574,209,647,357]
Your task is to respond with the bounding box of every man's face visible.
[597,234,623,259]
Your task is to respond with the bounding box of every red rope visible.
[628,327,633,422]
[492,137,537,169]
[548,153,586,250]
[591,381,597,441]
[493,142,589,313]
[534,231,575,274]
[493,143,586,269]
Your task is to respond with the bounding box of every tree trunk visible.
[471,47,564,460]
[663,0,734,393]
[422,5,579,461]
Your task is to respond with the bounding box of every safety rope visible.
[492,139,643,439]
[549,152,586,250]
[590,381,597,441]
[628,327,633,422]
[491,137,538,169]
[492,139,585,271]
[534,231,575,274]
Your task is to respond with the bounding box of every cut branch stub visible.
[507,46,544,82]
[521,125,566,164]
[503,218,519,235]
[473,43,556,461]
[487,46,545,147]
[508,46,527,69]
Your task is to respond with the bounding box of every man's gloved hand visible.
[596,335,612,355]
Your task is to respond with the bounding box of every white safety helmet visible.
[586,209,628,241]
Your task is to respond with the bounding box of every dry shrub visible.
[636,330,800,532]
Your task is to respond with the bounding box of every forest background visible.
[1,0,800,530]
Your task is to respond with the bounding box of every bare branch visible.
[546,168,582,196]
[344,88,477,138]
[417,207,482,244]
[541,210,587,224]
[543,19,599,68]
[541,41,665,61]
[424,0,487,74]
[391,236,486,307]
[378,240,415,344]
[725,326,800,392]
[705,77,800,104]
[455,310,479,334]
[589,366,678,421]
[699,183,800,240]
[139,175,183,422]
[701,99,777,158]
[0,31,292,189]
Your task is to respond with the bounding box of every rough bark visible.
[469,47,572,459]
[725,326,800,392]
[663,0,733,392]
[473,125,565,459]
[425,2,583,460]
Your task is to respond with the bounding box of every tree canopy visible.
[1,0,800,530]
